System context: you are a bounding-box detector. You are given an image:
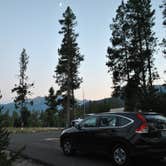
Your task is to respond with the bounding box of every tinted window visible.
[99,115,132,128]
[118,117,131,126]
[145,115,166,122]
[145,114,166,129]
[81,117,97,128]
[99,116,117,127]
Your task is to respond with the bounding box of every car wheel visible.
[62,139,75,156]
[111,144,131,166]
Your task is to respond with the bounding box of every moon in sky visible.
[59,2,62,7]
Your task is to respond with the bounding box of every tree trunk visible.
[66,85,70,127]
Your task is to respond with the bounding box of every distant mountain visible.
[3,97,48,114]
[3,96,124,115]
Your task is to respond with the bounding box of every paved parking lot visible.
[9,131,166,166]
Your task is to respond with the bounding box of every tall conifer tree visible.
[12,49,34,127]
[45,87,57,127]
[55,7,84,126]
[107,0,158,111]
[106,1,135,110]
[160,0,166,58]
[127,0,158,110]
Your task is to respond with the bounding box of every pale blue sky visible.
[0,0,165,103]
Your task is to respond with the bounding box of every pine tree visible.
[55,6,84,127]
[12,111,21,127]
[45,87,57,127]
[127,0,158,111]
[45,87,57,110]
[0,92,14,165]
[107,0,158,111]
[28,110,41,127]
[160,0,166,58]
[106,0,135,110]
[12,49,34,127]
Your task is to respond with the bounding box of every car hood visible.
[61,127,77,135]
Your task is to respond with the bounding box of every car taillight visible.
[136,113,149,133]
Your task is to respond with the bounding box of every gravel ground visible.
[13,158,45,166]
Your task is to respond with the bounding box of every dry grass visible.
[7,127,63,134]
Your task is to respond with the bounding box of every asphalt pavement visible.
[9,131,166,166]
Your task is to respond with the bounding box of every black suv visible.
[60,112,166,166]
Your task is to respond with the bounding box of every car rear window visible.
[145,114,166,130]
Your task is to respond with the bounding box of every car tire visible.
[111,144,131,166]
[62,139,75,156]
